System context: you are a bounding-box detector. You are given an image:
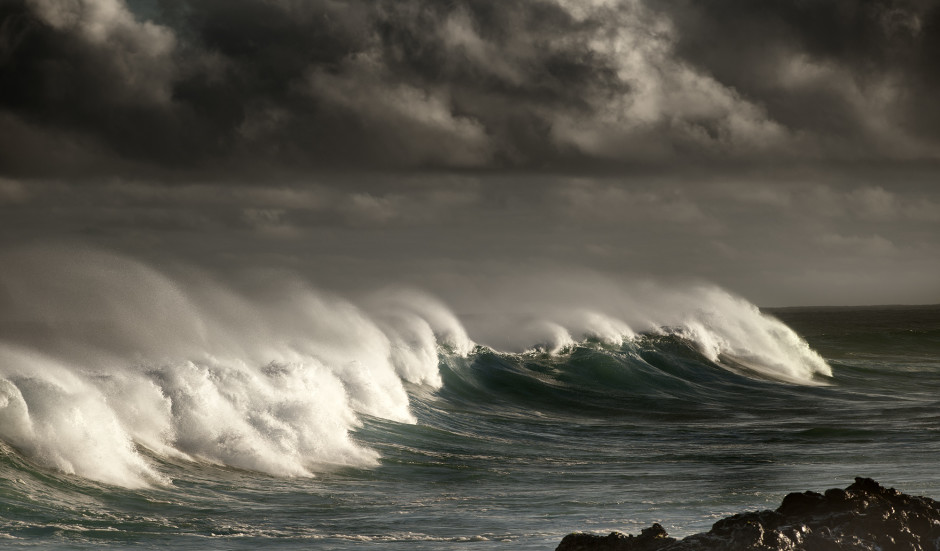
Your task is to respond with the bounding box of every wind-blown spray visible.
[0,246,830,487]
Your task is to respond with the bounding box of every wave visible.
[0,246,830,487]
[432,332,828,423]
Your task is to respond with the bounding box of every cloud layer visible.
[2,173,938,306]
[2,0,940,176]
[2,0,939,306]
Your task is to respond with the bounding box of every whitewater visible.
[0,246,937,549]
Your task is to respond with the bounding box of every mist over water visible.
[0,245,830,488]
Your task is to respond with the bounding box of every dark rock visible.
[556,523,676,551]
[555,478,940,550]
[777,490,825,517]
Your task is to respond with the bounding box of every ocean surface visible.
[1,254,938,549]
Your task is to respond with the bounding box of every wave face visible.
[0,247,830,488]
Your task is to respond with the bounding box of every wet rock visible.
[555,478,940,550]
[556,523,676,551]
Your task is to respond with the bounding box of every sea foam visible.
[0,246,830,487]
[0,246,459,487]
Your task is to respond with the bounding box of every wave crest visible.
[0,246,830,487]
[0,247,463,487]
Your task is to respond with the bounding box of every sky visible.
[1,0,939,308]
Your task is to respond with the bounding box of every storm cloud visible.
[1,0,939,307]
[2,0,940,177]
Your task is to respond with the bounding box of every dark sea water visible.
[1,258,938,550]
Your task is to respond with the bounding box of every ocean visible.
[1,254,938,549]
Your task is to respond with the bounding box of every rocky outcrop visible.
[556,477,940,550]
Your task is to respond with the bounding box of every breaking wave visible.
[0,246,830,487]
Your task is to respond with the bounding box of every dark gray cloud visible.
[2,0,939,307]
[3,0,940,178]
[657,0,940,155]
[2,173,938,307]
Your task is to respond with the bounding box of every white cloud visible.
[546,0,791,160]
